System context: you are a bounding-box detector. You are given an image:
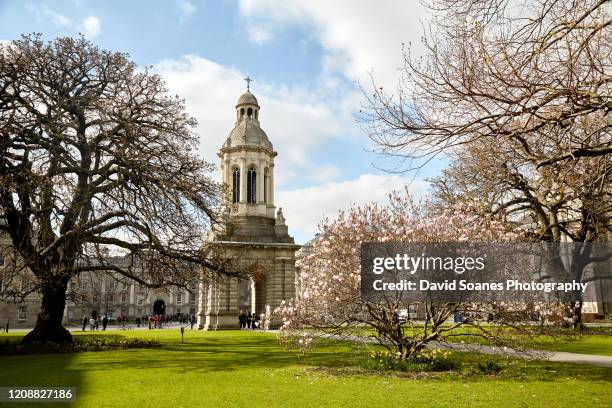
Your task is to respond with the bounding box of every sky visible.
[0,0,444,244]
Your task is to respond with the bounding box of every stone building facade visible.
[196,87,300,330]
[0,246,199,329]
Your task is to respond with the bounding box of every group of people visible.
[239,310,261,329]
[146,313,197,329]
[80,313,197,331]
[82,315,111,331]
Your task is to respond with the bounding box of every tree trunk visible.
[572,301,584,331]
[22,278,72,344]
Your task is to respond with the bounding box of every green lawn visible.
[528,334,612,356]
[444,328,612,356]
[0,330,610,408]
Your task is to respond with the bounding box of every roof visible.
[236,91,259,107]
[223,120,273,150]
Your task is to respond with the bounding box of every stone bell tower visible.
[197,79,300,330]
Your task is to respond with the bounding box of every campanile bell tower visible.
[219,83,276,219]
[197,79,299,330]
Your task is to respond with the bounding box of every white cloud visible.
[247,25,272,44]
[26,4,72,27]
[154,54,356,187]
[79,16,101,38]
[177,0,197,25]
[238,0,431,89]
[26,5,102,38]
[277,174,427,243]
[312,164,341,182]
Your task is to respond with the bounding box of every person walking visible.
[82,316,87,331]
[239,310,245,329]
[89,316,95,331]
[102,315,108,331]
[190,314,195,330]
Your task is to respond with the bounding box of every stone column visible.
[258,158,265,203]
[100,277,106,314]
[250,278,256,313]
[129,282,135,316]
[223,157,230,185]
[240,158,247,202]
[270,164,274,206]
[129,282,135,304]
[197,273,210,329]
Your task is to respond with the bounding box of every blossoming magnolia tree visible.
[276,190,560,361]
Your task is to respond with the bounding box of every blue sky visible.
[0,0,443,243]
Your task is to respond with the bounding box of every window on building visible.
[70,280,77,290]
[190,293,196,304]
[18,304,27,321]
[247,167,256,203]
[137,308,142,316]
[247,107,253,118]
[68,310,74,320]
[137,297,143,306]
[232,168,240,203]
[176,293,183,305]
[121,293,127,303]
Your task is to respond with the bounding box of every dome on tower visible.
[236,90,259,107]
[223,89,273,151]
[224,120,273,150]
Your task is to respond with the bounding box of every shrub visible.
[360,349,460,372]
[476,360,504,375]
[0,336,161,355]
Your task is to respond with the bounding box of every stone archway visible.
[153,299,166,315]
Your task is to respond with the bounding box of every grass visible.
[0,329,610,407]
[528,333,612,356]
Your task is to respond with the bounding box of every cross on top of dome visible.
[244,75,253,91]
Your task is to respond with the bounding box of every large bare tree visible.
[0,35,227,343]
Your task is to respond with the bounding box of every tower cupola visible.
[219,77,277,219]
[236,76,260,121]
